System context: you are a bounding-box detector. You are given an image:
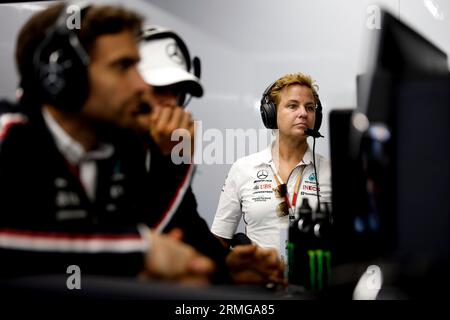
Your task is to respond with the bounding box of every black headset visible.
[32,3,91,112]
[139,26,202,106]
[260,80,323,133]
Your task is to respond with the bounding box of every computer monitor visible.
[372,11,448,75]
[357,9,448,128]
[330,9,449,276]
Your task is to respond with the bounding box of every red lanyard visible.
[272,165,304,212]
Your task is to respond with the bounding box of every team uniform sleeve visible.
[142,138,195,233]
[211,162,243,240]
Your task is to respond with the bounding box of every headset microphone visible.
[305,128,324,138]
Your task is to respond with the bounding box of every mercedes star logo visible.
[166,42,184,65]
[257,170,268,179]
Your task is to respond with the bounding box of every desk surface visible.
[0,275,320,300]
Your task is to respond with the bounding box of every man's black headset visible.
[138,26,202,107]
[260,80,323,137]
[32,3,91,112]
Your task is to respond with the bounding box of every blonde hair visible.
[268,73,319,107]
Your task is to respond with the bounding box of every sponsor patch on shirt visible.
[252,181,273,196]
[308,172,317,182]
[110,185,124,199]
[56,209,87,221]
[251,196,271,202]
[54,178,68,188]
[256,170,269,180]
[55,191,81,207]
[302,184,320,192]
[301,191,321,197]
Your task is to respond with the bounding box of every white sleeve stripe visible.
[154,163,194,233]
[0,230,146,253]
[0,113,27,140]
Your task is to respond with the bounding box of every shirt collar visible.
[42,109,114,165]
[302,145,314,166]
[257,144,273,165]
[255,142,313,168]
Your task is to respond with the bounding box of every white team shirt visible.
[211,143,331,253]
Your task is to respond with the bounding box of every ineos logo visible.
[257,170,268,179]
[166,42,184,65]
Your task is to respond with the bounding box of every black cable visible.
[312,136,321,212]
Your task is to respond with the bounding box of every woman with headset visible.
[211,73,331,255]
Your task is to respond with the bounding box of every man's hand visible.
[141,229,215,285]
[226,245,286,286]
[137,107,195,157]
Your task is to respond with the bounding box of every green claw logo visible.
[307,250,331,290]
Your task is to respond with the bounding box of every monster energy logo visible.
[307,249,331,291]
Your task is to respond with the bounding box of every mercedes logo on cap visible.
[166,42,184,65]
[257,170,268,179]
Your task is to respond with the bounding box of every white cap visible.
[138,32,203,97]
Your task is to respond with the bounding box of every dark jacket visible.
[0,100,229,280]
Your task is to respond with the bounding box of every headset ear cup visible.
[35,35,89,112]
[260,100,277,129]
[33,6,90,112]
[260,103,270,128]
[260,80,278,129]
[268,101,277,129]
